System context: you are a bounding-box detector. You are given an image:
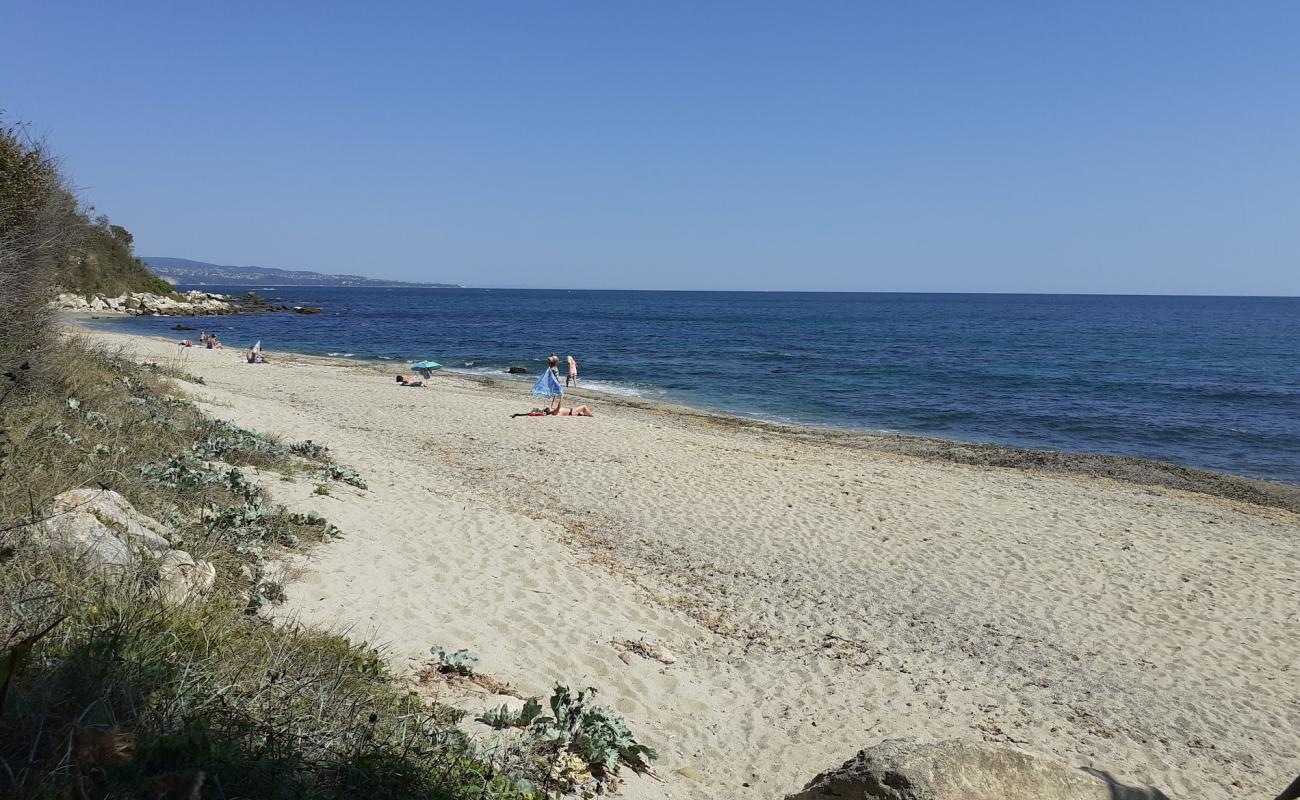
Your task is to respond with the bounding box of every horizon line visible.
[172,282,1300,299]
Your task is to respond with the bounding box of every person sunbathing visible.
[549,405,593,416]
[395,374,424,387]
[511,404,593,418]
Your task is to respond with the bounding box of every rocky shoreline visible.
[52,289,321,317]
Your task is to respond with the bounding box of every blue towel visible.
[531,369,563,397]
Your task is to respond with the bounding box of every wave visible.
[440,367,655,399]
[576,380,647,397]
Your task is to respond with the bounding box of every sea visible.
[88,288,1300,484]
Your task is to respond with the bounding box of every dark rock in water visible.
[507,366,528,374]
[293,306,322,314]
[171,324,195,331]
[786,739,1170,800]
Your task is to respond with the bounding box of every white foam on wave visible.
[446,365,521,378]
[327,352,355,357]
[577,380,648,398]
[440,367,653,398]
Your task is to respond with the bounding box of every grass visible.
[0,336,654,799]
[0,338,524,798]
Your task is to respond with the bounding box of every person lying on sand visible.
[395,374,424,387]
[244,349,269,364]
[511,404,594,418]
[549,405,593,416]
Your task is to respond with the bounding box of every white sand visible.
[85,327,1300,799]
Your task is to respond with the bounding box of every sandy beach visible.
[79,324,1300,799]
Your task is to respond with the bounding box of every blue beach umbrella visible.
[531,368,563,398]
[411,360,441,379]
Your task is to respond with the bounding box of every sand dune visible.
[83,327,1300,799]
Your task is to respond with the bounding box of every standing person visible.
[547,352,560,379]
[566,353,578,387]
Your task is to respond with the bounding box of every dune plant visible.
[430,644,479,676]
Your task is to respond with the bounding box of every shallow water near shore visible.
[89,288,1300,483]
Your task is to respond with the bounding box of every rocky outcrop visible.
[786,739,1169,800]
[54,289,237,316]
[42,489,216,604]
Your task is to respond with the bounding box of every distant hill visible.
[141,257,461,288]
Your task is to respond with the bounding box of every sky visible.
[3,2,1298,294]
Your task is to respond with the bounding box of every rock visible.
[44,509,136,568]
[785,739,1169,800]
[171,324,194,330]
[644,642,676,664]
[54,292,89,309]
[49,488,172,555]
[158,550,218,604]
[50,287,243,317]
[617,639,677,664]
[507,366,529,374]
[293,306,322,314]
[42,489,216,604]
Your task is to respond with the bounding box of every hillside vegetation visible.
[1,119,652,798]
[0,117,173,305]
[63,218,176,297]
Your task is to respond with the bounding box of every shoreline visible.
[66,319,1300,799]
[70,315,1300,515]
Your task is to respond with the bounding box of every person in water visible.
[566,353,578,387]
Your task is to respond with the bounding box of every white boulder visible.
[43,489,217,604]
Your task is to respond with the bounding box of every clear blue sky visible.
[5,1,1298,293]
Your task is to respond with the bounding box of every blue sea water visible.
[91,288,1300,483]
